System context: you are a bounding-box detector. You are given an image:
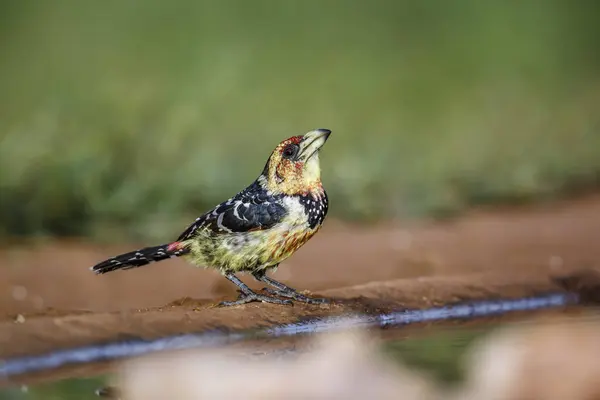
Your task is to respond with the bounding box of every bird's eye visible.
[282,144,299,160]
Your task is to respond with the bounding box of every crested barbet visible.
[91,129,332,306]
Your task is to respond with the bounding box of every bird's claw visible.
[219,292,293,307]
[263,287,329,305]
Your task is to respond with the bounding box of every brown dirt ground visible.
[1,194,600,380]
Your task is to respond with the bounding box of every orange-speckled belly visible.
[270,227,319,263]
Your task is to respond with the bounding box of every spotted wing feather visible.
[177,182,287,241]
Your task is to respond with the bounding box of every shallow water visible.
[0,377,106,400]
[0,325,495,399]
[0,292,575,379]
[0,293,581,398]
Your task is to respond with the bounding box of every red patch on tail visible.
[167,242,183,252]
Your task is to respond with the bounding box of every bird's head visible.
[259,128,331,197]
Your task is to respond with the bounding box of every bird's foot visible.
[263,288,329,305]
[219,292,292,307]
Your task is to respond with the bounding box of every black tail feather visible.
[91,243,189,274]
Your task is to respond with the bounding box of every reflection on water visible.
[0,376,106,400]
[0,324,496,399]
[383,325,493,384]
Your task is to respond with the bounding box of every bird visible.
[91,128,332,306]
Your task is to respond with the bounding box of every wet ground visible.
[1,194,600,393]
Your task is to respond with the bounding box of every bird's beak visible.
[298,128,331,162]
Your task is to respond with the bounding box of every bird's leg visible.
[219,272,292,306]
[252,268,329,305]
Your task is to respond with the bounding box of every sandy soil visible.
[0,195,599,373]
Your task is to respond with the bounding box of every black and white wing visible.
[177,182,287,241]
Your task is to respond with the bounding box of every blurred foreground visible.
[113,316,600,400]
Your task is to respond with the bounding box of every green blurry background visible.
[1,0,599,242]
